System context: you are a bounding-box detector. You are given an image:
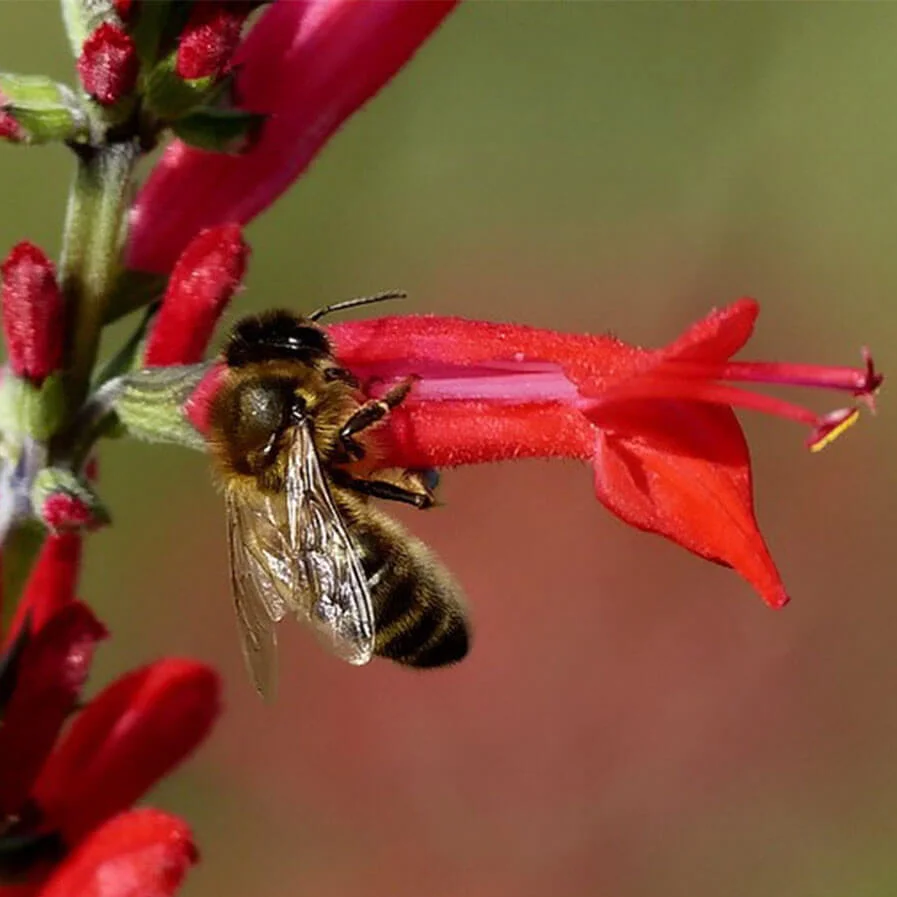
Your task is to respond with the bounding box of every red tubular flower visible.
[0,602,107,823]
[176,1,252,80]
[38,809,197,897]
[77,23,139,107]
[127,0,459,272]
[188,298,881,610]
[144,225,249,366]
[0,243,64,384]
[6,534,82,640]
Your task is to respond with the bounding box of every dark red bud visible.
[77,23,139,106]
[176,2,249,80]
[42,493,106,532]
[0,108,25,142]
[113,0,135,21]
[144,225,249,366]
[1,242,64,382]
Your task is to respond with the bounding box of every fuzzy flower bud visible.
[0,108,24,142]
[176,1,251,81]
[1,242,64,383]
[144,225,248,366]
[32,467,111,533]
[77,22,138,106]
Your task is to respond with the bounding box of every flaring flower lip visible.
[38,809,197,897]
[187,297,880,611]
[127,0,460,272]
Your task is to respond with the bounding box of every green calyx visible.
[143,53,217,122]
[109,364,211,450]
[0,74,89,145]
[31,465,110,531]
[0,375,67,444]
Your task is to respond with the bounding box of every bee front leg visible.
[339,376,417,457]
[331,469,435,509]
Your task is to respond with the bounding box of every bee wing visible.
[225,484,294,699]
[285,422,375,665]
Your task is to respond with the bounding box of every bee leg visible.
[339,377,417,448]
[323,366,360,388]
[331,470,435,509]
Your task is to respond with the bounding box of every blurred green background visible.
[3,3,897,896]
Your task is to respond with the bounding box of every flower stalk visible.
[58,141,139,414]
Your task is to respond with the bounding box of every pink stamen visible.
[661,349,881,398]
[581,377,825,430]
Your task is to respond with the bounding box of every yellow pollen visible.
[809,408,860,453]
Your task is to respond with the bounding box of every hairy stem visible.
[59,141,139,415]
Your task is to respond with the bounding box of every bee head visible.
[225,310,331,367]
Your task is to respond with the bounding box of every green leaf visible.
[172,107,266,154]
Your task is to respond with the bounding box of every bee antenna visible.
[307,290,407,322]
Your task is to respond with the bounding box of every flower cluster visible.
[0,534,219,895]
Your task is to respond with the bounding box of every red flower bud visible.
[42,493,106,532]
[176,2,250,80]
[1,241,64,383]
[77,23,139,106]
[144,225,249,366]
[0,108,25,142]
[113,0,135,22]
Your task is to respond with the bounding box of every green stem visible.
[59,141,139,416]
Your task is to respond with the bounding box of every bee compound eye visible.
[231,379,295,450]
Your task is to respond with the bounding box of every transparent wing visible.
[285,422,375,665]
[225,484,293,699]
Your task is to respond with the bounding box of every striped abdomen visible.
[353,509,470,668]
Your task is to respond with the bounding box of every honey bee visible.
[206,292,470,698]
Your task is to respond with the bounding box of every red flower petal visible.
[128,0,459,272]
[660,297,758,364]
[38,809,197,897]
[144,226,248,366]
[0,242,65,383]
[5,534,82,644]
[0,602,106,817]
[590,400,788,609]
[33,659,221,844]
